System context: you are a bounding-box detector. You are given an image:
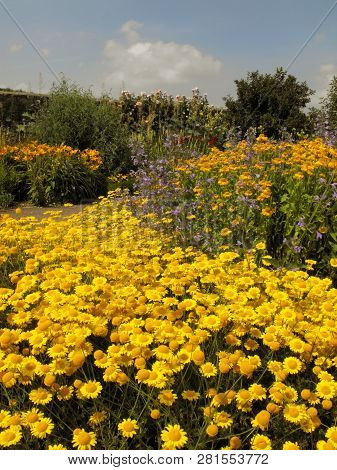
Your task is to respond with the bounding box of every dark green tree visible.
[223,68,314,138]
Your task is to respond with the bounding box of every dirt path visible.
[0,203,93,220]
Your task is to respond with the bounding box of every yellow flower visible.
[249,384,266,400]
[161,424,188,449]
[21,408,44,427]
[29,388,52,405]
[0,426,22,447]
[213,411,233,429]
[251,434,272,450]
[283,404,307,423]
[80,381,103,399]
[31,418,54,438]
[88,411,107,426]
[48,444,67,450]
[72,428,97,450]
[330,258,337,267]
[150,409,161,420]
[326,426,337,449]
[2,372,16,388]
[57,385,73,401]
[200,362,217,378]
[220,228,232,237]
[0,410,11,428]
[182,390,200,401]
[178,299,197,311]
[158,390,177,406]
[251,410,270,431]
[283,441,300,450]
[261,207,275,217]
[219,252,239,263]
[206,424,218,437]
[118,419,139,438]
[316,440,335,450]
[316,380,336,399]
[255,242,266,250]
[6,414,21,427]
[229,436,241,449]
[283,357,302,374]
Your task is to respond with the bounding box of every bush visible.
[27,154,106,206]
[29,80,132,174]
[0,192,14,208]
[0,157,26,207]
[0,142,107,206]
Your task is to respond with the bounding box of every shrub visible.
[29,80,132,174]
[0,192,14,208]
[0,156,26,207]
[0,142,107,206]
[27,155,106,206]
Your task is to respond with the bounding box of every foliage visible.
[27,155,105,206]
[0,142,106,206]
[0,89,46,130]
[0,156,26,208]
[117,88,228,148]
[223,68,314,139]
[28,80,132,174]
[0,196,336,450]
[322,76,337,133]
[131,135,337,280]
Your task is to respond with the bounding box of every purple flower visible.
[316,231,323,240]
[297,218,305,227]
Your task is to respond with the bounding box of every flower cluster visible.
[0,142,102,170]
[0,194,336,450]
[117,88,227,144]
[132,135,337,278]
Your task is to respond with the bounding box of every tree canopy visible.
[223,68,314,138]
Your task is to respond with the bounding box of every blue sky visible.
[1,0,336,104]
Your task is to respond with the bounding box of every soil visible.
[0,203,93,220]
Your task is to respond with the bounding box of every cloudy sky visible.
[0,0,336,105]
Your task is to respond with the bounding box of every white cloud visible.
[310,63,337,106]
[9,43,22,53]
[120,20,143,43]
[102,28,223,95]
[319,63,337,78]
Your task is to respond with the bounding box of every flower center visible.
[168,430,181,442]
